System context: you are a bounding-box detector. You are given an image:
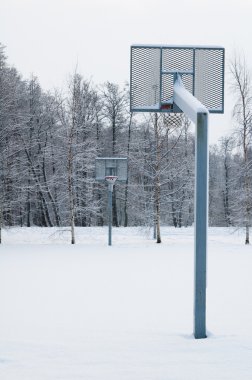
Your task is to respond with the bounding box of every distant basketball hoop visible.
[96,158,128,246]
[105,176,118,187]
[96,158,127,182]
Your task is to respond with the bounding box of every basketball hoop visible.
[163,113,183,128]
[96,158,128,247]
[105,176,118,185]
[130,45,225,339]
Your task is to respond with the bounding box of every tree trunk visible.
[124,113,132,227]
[245,225,249,245]
[67,131,75,244]
[112,187,119,227]
[155,182,161,243]
[124,182,129,227]
[27,175,31,227]
[223,155,231,226]
[0,206,2,244]
[154,113,161,243]
[42,152,61,226]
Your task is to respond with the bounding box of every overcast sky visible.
[1,0,252,144]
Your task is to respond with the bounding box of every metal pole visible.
[173,76,208,339]
[194,112,208,339]
[108,184,113,246]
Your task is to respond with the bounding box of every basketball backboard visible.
[130,45,224,114]
[95,158,128,182]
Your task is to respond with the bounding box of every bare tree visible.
[128,113,188,242]
[100,82,128,227]
[0,45,30,230]
[230,53,252,244]
[57,73,100,243]
[220,136,236,226]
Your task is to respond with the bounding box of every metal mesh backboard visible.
[95,158,128,182]
[130,45,224,113]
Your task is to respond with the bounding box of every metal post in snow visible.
[108,183,113,246]
[173,75,208,339]
[194,112,208,339]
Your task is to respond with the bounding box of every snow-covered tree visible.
[100,82,129,227]
[56,73,101,242]
[230,53,252,244]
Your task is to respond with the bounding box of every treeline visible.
[0,44,251,243]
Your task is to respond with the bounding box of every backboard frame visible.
[130,45,225,114]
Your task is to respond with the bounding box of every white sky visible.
[1,0,252,144]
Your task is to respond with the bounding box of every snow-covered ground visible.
[0,226,252,380]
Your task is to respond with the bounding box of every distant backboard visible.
[95,158,128,182]
[130,45,225,114]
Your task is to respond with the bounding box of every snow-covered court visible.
[0,227,252,379]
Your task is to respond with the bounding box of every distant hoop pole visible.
[105,176,118,246]
[96,158,127,246]
[105,176,118,190]
[174,74,208,339]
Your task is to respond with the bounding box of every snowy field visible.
[0,226,252,380]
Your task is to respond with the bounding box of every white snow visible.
[0,226,252,380]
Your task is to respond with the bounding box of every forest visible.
[0,43,251,243]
